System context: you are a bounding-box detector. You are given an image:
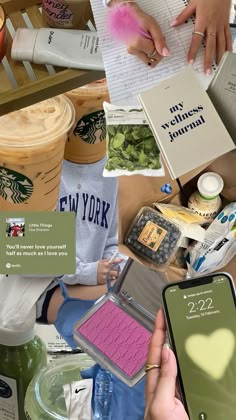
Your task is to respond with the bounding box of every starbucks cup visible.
[0,4,6,62]
[65,79,109,164]
[0,96,75,211]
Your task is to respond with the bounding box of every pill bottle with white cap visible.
[187,172,224,222]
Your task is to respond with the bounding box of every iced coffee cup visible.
[0,4,6,62]
[65,79,110,164]
[0,95,75,211]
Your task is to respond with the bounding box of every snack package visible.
[103,102,165,177]
[186,202,236,276]
[125,206,182,268]
[153,203,206,224]
[153,203,206,242]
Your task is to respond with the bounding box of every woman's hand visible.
[125,3,170,67]
[109,1,170,67]
[145,309,189,420]
[97,258,123,284]
[171,0,232,73]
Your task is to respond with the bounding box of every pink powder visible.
[77,299,151,377]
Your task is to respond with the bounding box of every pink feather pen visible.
[106,4,152,42]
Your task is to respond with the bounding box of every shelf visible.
[0,0,105,116]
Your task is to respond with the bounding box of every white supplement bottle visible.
[188,172,224,222]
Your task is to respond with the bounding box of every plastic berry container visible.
[125,206,182,267]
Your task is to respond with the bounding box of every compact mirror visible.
[117,259,168,317]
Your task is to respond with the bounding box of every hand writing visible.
[109,1,170,67]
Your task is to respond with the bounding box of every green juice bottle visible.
[0,326,47,420]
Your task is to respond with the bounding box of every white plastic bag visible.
[0,275,53,328]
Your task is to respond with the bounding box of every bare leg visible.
[47,283,109,324]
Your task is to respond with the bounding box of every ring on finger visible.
[207,32,216,37]
[147,48,158,59]
[145,363,161,373]
[192,31,205,38]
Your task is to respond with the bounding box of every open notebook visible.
[90,0,217,105]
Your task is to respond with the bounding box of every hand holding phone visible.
[162,273,236,420]
[145,309,189,420]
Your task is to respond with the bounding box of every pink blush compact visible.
[77,299,151,378]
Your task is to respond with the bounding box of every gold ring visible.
[147,48,158,59]
[192,31,205,37]
[145,363,161,372]
[207,32,216,36]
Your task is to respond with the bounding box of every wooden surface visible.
[0,0,105,116]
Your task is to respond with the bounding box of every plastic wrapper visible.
[153,202,206,242]
[125,206,182,267]
[103,102,165,177]
[186,202,236,276]
[153,203,207,224]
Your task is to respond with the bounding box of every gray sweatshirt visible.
[58,156,123,285]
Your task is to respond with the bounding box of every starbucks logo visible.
[73,110,106,144]
[0,167,34,204]
[0,379,12,399]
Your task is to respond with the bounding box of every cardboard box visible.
[118,151,236,284]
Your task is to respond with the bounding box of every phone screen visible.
[231,25,236,51]
[163,274,236,420]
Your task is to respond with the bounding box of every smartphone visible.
[162,273,236,420]
[230,23,236,52]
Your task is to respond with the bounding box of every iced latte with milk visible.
[65,79,109,163]
[0,4,6,62]
[0,95,75,211]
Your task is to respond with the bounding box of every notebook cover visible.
[139,67,235,179]
[207,51,236,146]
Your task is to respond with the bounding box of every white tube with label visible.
[11,28,104,70]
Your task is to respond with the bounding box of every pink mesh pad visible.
[77,299,151,377]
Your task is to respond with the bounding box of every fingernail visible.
[170,18,177,27]
[162,47,170,57]
[162,343,170,362]
[206,68,212,75]
[189,58,194,65]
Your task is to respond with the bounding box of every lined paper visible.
[91,0,213,104]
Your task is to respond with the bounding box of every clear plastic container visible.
[0,329,47,420]
[125,206,182,267]
[65,79,109,164]
[24,353,95,420]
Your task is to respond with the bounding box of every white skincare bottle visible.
[188,172,224,222]
[11,28,104,70]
